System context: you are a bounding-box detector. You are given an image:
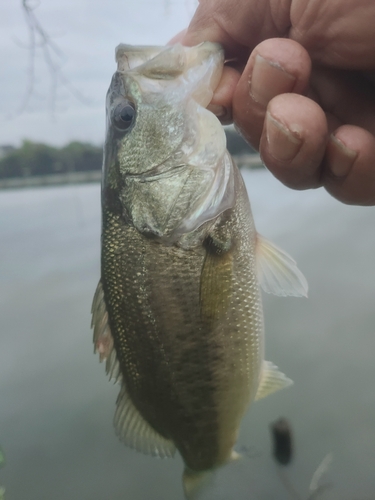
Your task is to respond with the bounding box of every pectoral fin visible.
[255,234,308,297]
[200,235,233,325]
[255,361,293,401]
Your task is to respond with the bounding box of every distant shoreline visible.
[0,154,263,190]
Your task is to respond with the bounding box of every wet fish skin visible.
[102,164,258,467]
[91,42,307,499]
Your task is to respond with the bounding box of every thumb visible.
[181,0,290,55]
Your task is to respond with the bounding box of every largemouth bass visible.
[91,42,308,499]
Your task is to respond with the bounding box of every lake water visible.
[1,170,375,500]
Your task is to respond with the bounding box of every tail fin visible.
[182,468,214,500]
[182,451,241,498]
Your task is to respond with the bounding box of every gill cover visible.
[103,43,235,242]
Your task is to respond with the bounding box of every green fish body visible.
[91,43,307,499]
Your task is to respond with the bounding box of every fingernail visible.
[329,134,357,177]
[250,55,296,107]
[266,112,303,161]
[207,104,226,118]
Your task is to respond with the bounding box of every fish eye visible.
[113,102,136,132]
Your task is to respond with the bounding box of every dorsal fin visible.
[91,281,176,458]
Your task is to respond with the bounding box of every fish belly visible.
[101,171,263,472]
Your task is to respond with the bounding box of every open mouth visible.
[115,42,224,108]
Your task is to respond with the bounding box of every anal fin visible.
[91,281,175,459]
[114,384,176,458]
[255,360,293,401]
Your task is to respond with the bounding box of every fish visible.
[91,42,308,499]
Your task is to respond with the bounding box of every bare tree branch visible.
[16,0,92,116]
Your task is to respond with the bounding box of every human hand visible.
[177,0,375,205]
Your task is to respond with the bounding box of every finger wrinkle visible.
[210,11,251,59]
[210,9,260,49]
[289,0,326,46]
[198,0,291,49]
[269,0,292,36]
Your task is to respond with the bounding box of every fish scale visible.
[101,169,262,471]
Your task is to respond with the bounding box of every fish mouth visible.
[186,42,224,108]
[115,42,224,108]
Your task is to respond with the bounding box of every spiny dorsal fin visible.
[255,234,308,297]
[255,361,293,401]
[114,384,176,458]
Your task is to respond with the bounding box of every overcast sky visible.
[0,0,197,147]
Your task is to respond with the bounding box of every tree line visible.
[0,131,256,179]
[0,141,103,179]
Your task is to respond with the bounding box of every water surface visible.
[1,170,375,499]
